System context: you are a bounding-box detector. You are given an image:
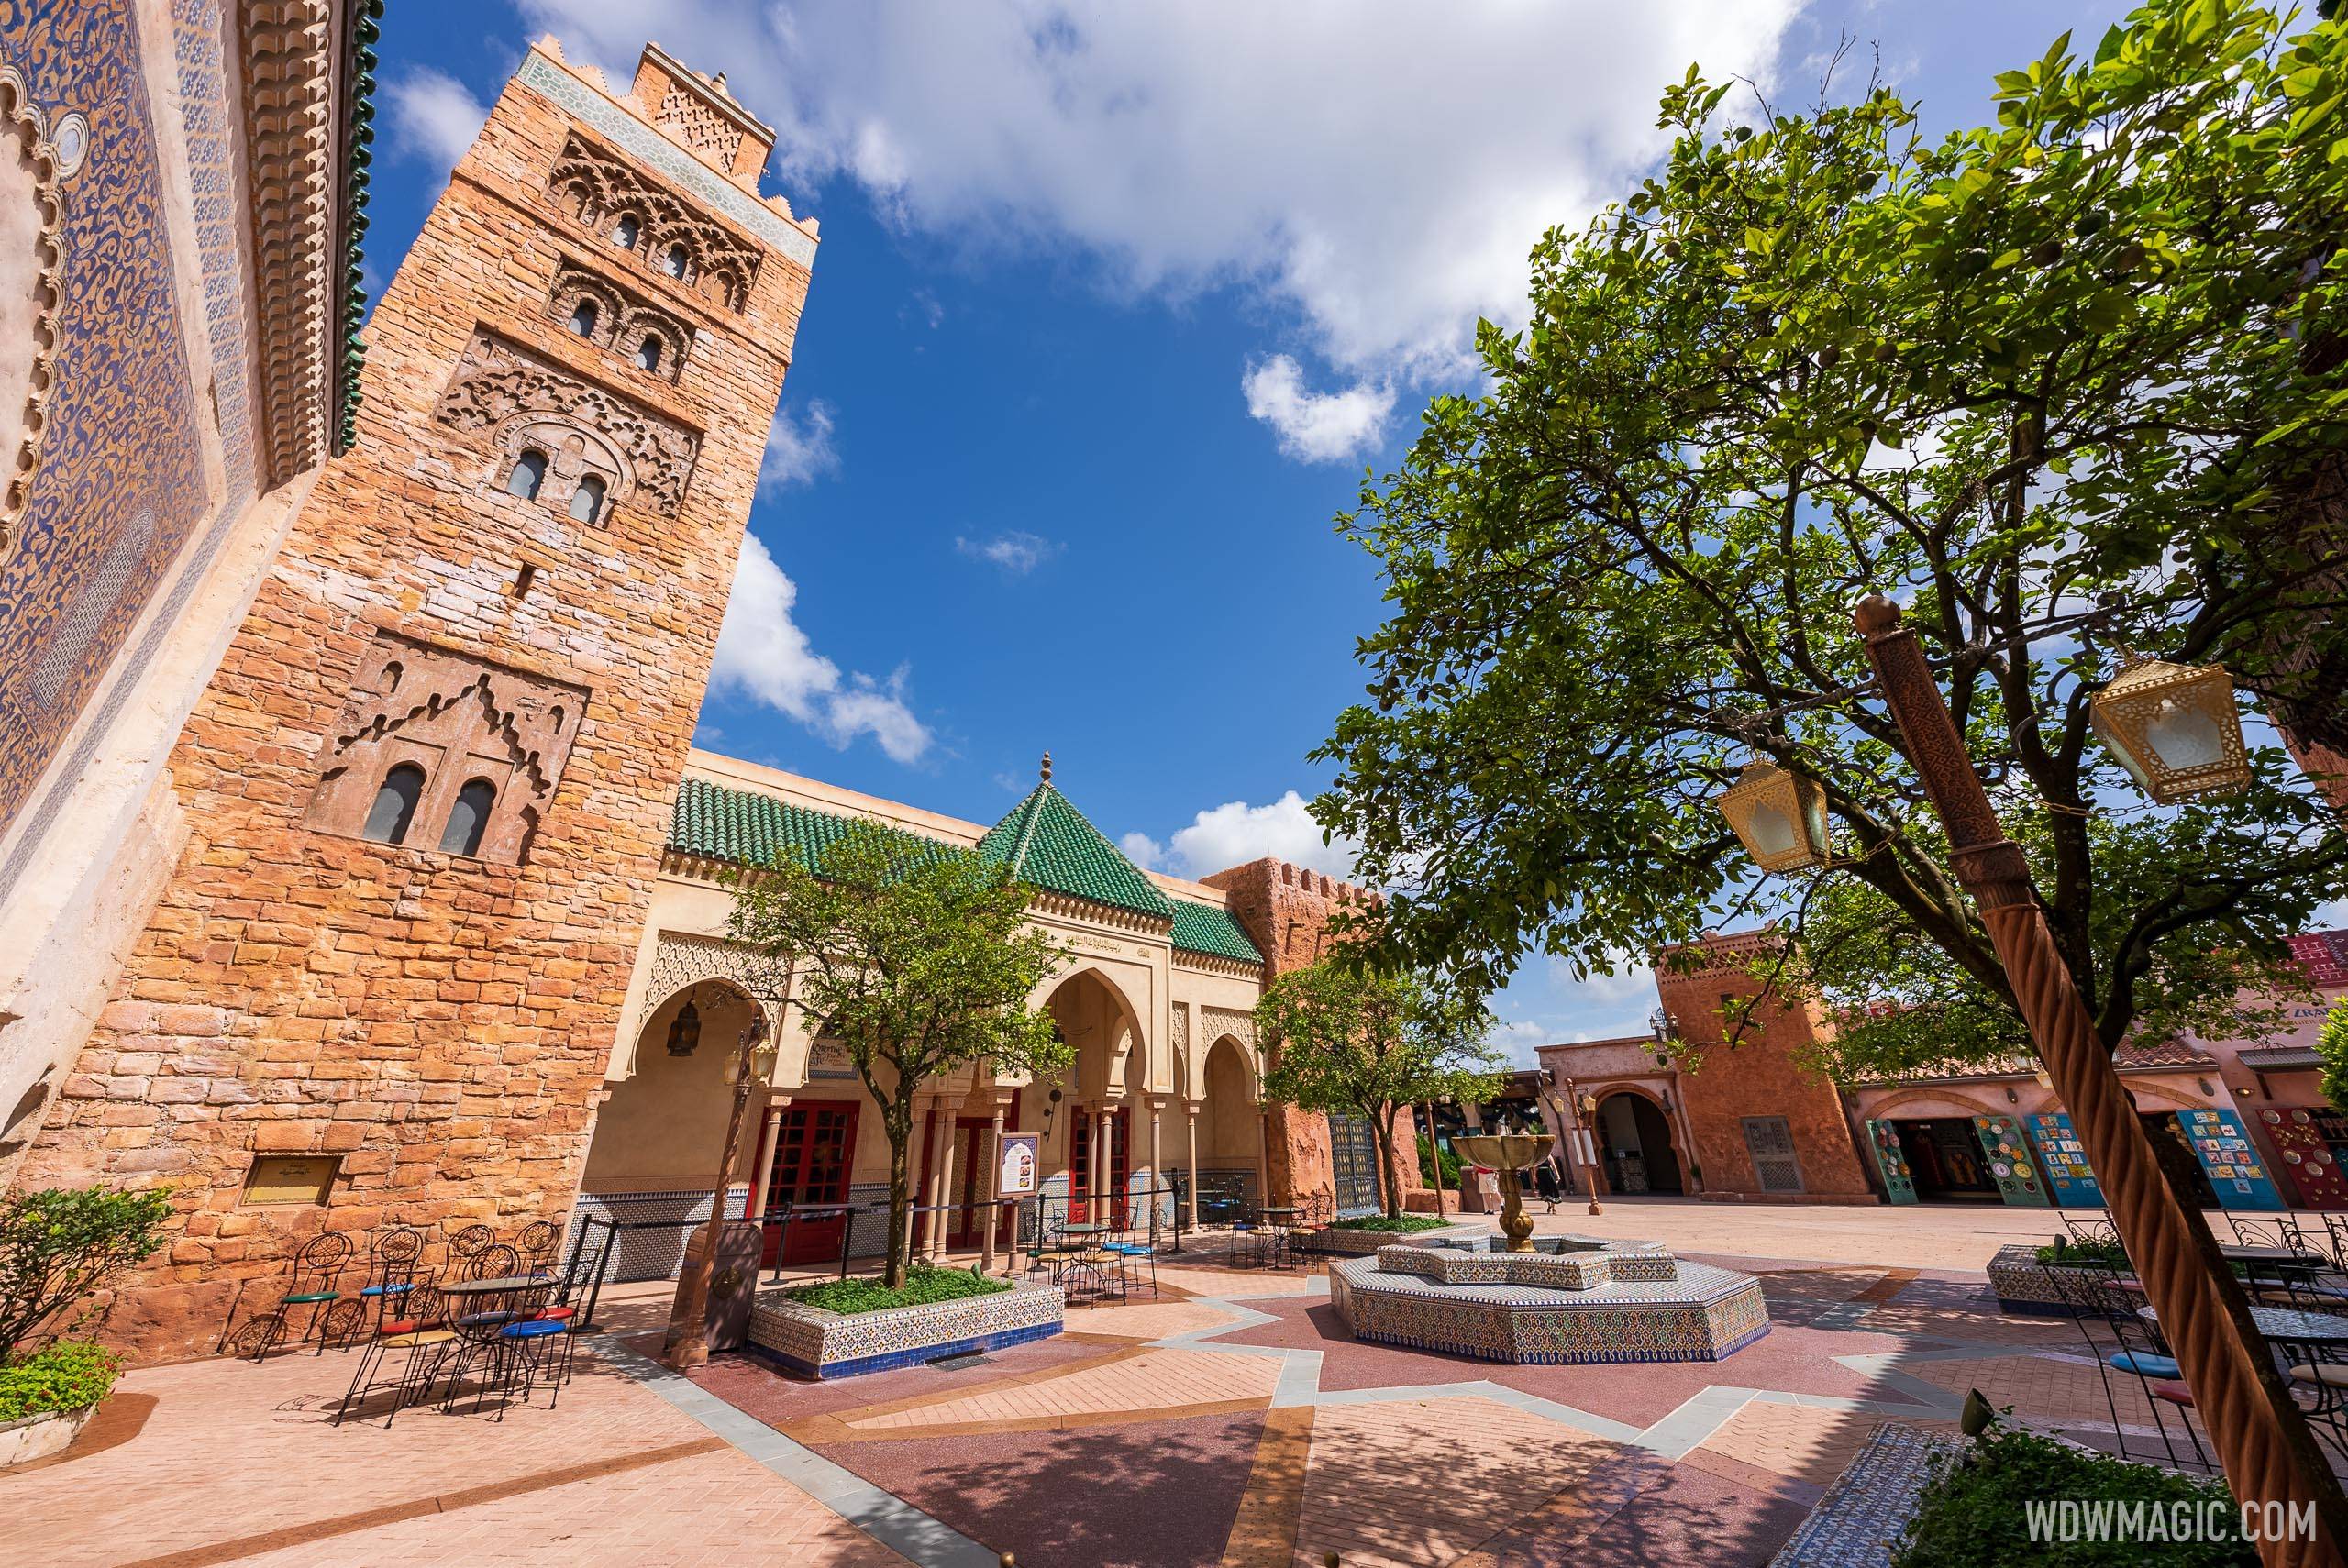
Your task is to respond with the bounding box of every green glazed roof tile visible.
[977,784,1174,920]
[1168,900,1263,965]
[669,776,878,868]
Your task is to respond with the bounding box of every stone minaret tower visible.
[17,40,816,1355]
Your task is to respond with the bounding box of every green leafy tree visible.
[1255,959,1504,1218]
[0,1187,172,1355]
[2318,996,2348,1112]
[1314,2,2348,1077]
[729,821,1069,1287]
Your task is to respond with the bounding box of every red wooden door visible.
[763,1101,859,1265]
[946,1120,990,1247]
[1069,1106,1130,1225]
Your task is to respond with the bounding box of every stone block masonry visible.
[14,41,816,1359]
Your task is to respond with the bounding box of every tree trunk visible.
[1370,1106,1402,1220]
[884,1105,914,1290]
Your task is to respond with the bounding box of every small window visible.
[568,475,607,523]
[505,449,547,500]
[439,778,496,856]
[362,763,426,845]
[613,214,639,248]
[635,336,661,372]
[662,243,689,279]
[568,298,599,337]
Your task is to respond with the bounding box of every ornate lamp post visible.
[1829,595,2343,1562]
[664,1009,779,1371]
[1714,759,1833,872]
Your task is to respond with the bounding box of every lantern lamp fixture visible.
[2088,656,2251,804]
[1715,759,1832,873]
[665,998,703,1057]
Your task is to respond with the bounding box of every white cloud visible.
[955,530,1059,575]
[520,2,1799,392]
[759,401,841,495]
[1128,791,1359,881]
[710,534,932,763]
[1241,356,1393,463]
[385,67,490,175]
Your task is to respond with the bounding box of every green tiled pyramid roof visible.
[1169,900,1263,966]
[978,783,1174,920]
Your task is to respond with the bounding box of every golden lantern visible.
[1715,759,1831,872]
[2088,657,2251,804]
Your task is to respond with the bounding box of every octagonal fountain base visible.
[1330,1242,1771,1364]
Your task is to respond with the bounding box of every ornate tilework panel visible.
[0,0,205,845]
[748,1280,1063,1378]
[1330,1253,1771,1364]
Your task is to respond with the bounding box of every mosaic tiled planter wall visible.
[1768,1422,1966,1566]
[1330,1245,1770,1364]
[1293,1222,1487,1257]
[747,1280,1064,1379]
[1985,1242,2103,1317]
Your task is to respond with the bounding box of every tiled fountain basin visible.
[746,1279,1063,1379]
[1330,1245,1770,1364]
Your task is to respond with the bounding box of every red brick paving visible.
[810,1410,1264,1568]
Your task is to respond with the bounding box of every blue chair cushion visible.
[2109,1350,2183,1379]
[500,1319,566,1340]
[359,1282,414,1297]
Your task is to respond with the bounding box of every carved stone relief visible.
[546,260,687,384]
[546,134,759,312]
[435,331,698,515]
[305,632,588,864]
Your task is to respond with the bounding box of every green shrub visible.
[1896,1425,2254,1567]
[0,1341,120,1422]
[1417,1135,1462,1188]
[782,1264,1011,1316]
[0,1187,172,1355]
[2033,1236,2129,1269]
[1330,1213,1452,1233]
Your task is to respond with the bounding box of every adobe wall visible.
[1654,931,1877,1204]
[1201,857,1426,1209]
[15,43,816,1357]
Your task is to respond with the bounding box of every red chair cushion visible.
[536,1306,575,1321]
[2151,1380,2196,1407]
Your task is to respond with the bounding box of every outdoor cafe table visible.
[2218,1244,2330,1273]
[1247,1206,1298,1268]
[2139,1302,2348,1349]
[1051,1223,1118,1300]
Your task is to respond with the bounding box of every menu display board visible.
[2254,1107,2348,1209]
[1970,1114,2051,1207]
[2180,1106,2287,1210]
[2025,1110,2107,1208]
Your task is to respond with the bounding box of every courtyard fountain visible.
[1454,1132,1546,1251]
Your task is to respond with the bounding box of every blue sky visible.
[368,0,2142,1061]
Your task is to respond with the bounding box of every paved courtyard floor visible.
[1,1206,2228,1567]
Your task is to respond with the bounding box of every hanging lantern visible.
[1716,760,1831,872]
[2088,657,2251,804]
[742,1012,778,1084]
[665,998,703,1056]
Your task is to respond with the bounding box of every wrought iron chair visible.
[338,1225,427,1347]
[2056,1211,2120,1248]
[468,1242,521,1281]
[334,1283,456,1427]
[246,1233,355,1361]
[1102,1214,1159,1298]
[2061,1262,2217,1474]
[445,1222,494,1274]
[515,1219,562,1279]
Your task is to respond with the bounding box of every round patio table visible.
[1251,1206,1299,1269]
[2138,1303,2348,1348]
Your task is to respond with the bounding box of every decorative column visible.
[1147,1094,1165,1233]
[1856,594,2346,1563]
[936,1108,959,1260]
[1185,1099,1202,1230]
[748,1094,788,1259]
[981,1099,1007,1275]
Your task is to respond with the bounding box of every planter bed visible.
[1985,1241,2105,1317]
[1767,1422,1966,1566]
[1293,1220,1488,1257]
[746,1278,1063,1379]
[0,1405,94,1468]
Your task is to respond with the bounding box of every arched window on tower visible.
[613,214,640,249]
[439,778,496,856]
[662,243,689,280]
[362,763,426,845]
[568,298,599,337]
[635,336,661,373]
[505,449,548,500]
[568,474,607,524]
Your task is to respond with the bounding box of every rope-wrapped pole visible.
[1855,594,2345,1565]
